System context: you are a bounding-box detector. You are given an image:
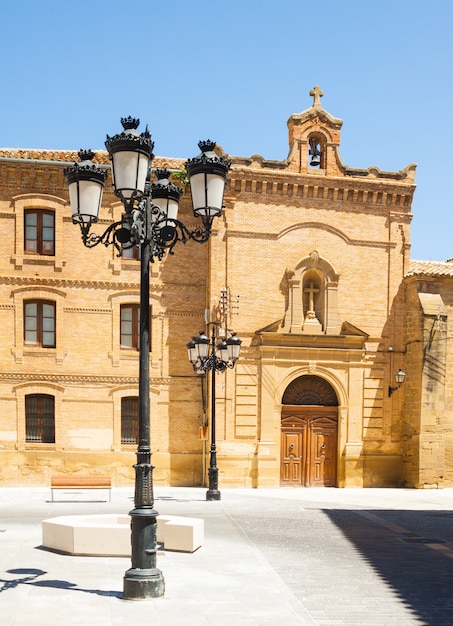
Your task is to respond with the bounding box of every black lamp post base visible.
[123,568,165,600]
[206,465,220,500]
[206,488,221,501]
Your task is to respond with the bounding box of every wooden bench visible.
[50,475,112,502]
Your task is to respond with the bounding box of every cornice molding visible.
[0,372,171,386]
[64,307,111,314]
[226,175,414,212]
[0,275,204,292]
[0,150,415,215]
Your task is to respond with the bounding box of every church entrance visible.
[280,375,338,487]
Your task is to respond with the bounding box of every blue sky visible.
[1,0,452,261]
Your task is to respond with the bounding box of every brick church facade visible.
[0,87,452,489]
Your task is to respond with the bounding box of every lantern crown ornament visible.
[151,169,183,204]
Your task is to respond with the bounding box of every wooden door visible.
[280,416,306,484]
[281,408,338,487]
[308,415,337,486]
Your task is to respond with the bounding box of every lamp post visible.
[64,117,231,600]
[187,325,241,500]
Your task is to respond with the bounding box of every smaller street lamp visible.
[388,368,407,397]
[187,326,241,500]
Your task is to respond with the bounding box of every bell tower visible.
[286,85,344,175]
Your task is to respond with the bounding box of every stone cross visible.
[310,86,324,107]
[304,282,320,312]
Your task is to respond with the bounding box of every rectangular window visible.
[121,397,138,444]
[25,394,55,443]
[120,304,140,350]
[24,300,56,348]
[24,210,55,256]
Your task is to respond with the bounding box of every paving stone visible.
[2,487,453,624]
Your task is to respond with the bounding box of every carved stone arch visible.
[295,251,339,282]
[282,375,339,406]
[276,365,348,408]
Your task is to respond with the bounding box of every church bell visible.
[309,138,321,167]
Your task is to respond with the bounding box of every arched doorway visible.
[281,375,338,487]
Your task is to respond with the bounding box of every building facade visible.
[1,87,452,489]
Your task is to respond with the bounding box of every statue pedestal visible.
[303,312,323,334]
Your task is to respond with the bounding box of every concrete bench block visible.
[42,517,76,554]
[164,517,204,552]
[42,514,130,556]
[156,515,176,543]
[42,513,203,555]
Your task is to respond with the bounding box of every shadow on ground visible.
[324,508,453,625]
[0,568,121,598]
[226,497,453,625]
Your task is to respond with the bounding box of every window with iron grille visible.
[121,396,138,444]
[25,394,55,443]
[24,300,56,348]
[24,210,55,256]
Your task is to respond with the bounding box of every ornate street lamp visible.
[65,117,231,601]
[187,325,241,500]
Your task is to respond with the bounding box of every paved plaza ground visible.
[1,486,453,625]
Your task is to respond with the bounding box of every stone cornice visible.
[225,173,415,212]
[258,331,367,351]
[229,155,416,182]
[0,150,415,215]
[0,372,171,385]
[0,275,205,291]
[64,307,111,314]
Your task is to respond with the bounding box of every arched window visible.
[25,394,55,443]
[282,375,338,406]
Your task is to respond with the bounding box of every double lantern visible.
[187,330,242,373]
